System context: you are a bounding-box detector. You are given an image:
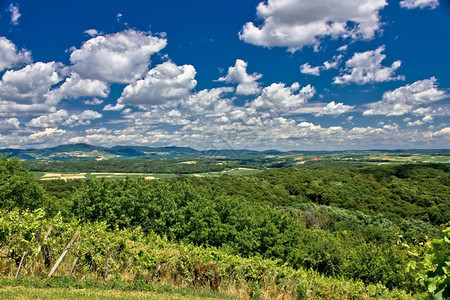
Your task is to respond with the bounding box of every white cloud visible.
[235,82,261,96]
[400,0,439,9]
[0,62,63,106]
[363,77,447,116]
[250,82,315,114]
[84,29,101,37]
[183,87,234,116]
[406,115,434,126]
[55,73,109,99]
[300,63,320,76]
[70,29,167,83]
[27,110,69,128]
[334,46,404,85]
[103,103,125,111]
[68,128,172,148]
[120,87,234,128]
[433,127,450,137]
[239,0,387,52]
[323,55,342,70]
[337,45,348,52]
[8,4,21,26]
[0,62,111,115]
[0,118,20,131]
[217,59,262,95]
[0,37,32,72]
[118,61,197,106]
[27,109,102,128]
[383,124,399,131]
[412,106,450,117]
[71,110,103,126]
[315,101,355,116]
[124,109,190,127]
[300,55,342,76]
[84,98,104,105]
[26,128,68,146]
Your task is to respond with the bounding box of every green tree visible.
[405,227,450,299]
[0,153,46,210]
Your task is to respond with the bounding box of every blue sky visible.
[0,0,449,151]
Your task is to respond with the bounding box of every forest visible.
[0,153,449,299]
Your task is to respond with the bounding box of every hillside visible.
[1,154,449,298]
[1,144,449,164]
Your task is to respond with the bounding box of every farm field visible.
[33,168,263,181]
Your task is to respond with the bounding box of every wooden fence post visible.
[48,231,79,278]
[15,251,26,278]
[37,224,53,255]
[70,257,79,275]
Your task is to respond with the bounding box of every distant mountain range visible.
[0,143,287,160]
[0,143,448,161]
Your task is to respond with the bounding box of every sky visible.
[0,0,449,151]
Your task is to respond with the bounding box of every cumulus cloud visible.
[27,110,69,128]
[84,29,101,37]
[0,60,111,116]
[250,82,315,114]
[433,127,450,137]
[412,105,450,117]
[400,0,439,9]
[300,63,320,76]
[8,4,21,26]
[406,115,433,126]
[0,117,20,131]
[337,45,348,52]
[322,55,342,70]
[55,73,109,99]
[26,128,68,146]
[300,55,342,76]
[239,0,387,52]
[70,29,167,83]
[0,62,63,106]
[0,37,32,72]
[363,77,447,116]
[71,110,103,126]
[334,46,404,85]
[315,101,355,116]
[124,109,190,127]
[103,103,125,111]
[183,87,234,116]
[120,87,234,129]
[84,98,104,105]
[217,59,262,95]
[383,124,399,131]
[27,109,102,128]
[118,61,197,106]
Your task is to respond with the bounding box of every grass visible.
[0,286,219,299]
[0,278,228,300]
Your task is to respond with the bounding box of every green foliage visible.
[67,175,432,290]
[405,227,450,299]
[0,153,47,210]
[0,209,423,299]
[0,160,446,297]
[256,164,449,225]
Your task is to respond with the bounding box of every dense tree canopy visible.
[0,154,46,210]
[1,158,448,294]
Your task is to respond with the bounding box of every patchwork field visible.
[34,168,263,181]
